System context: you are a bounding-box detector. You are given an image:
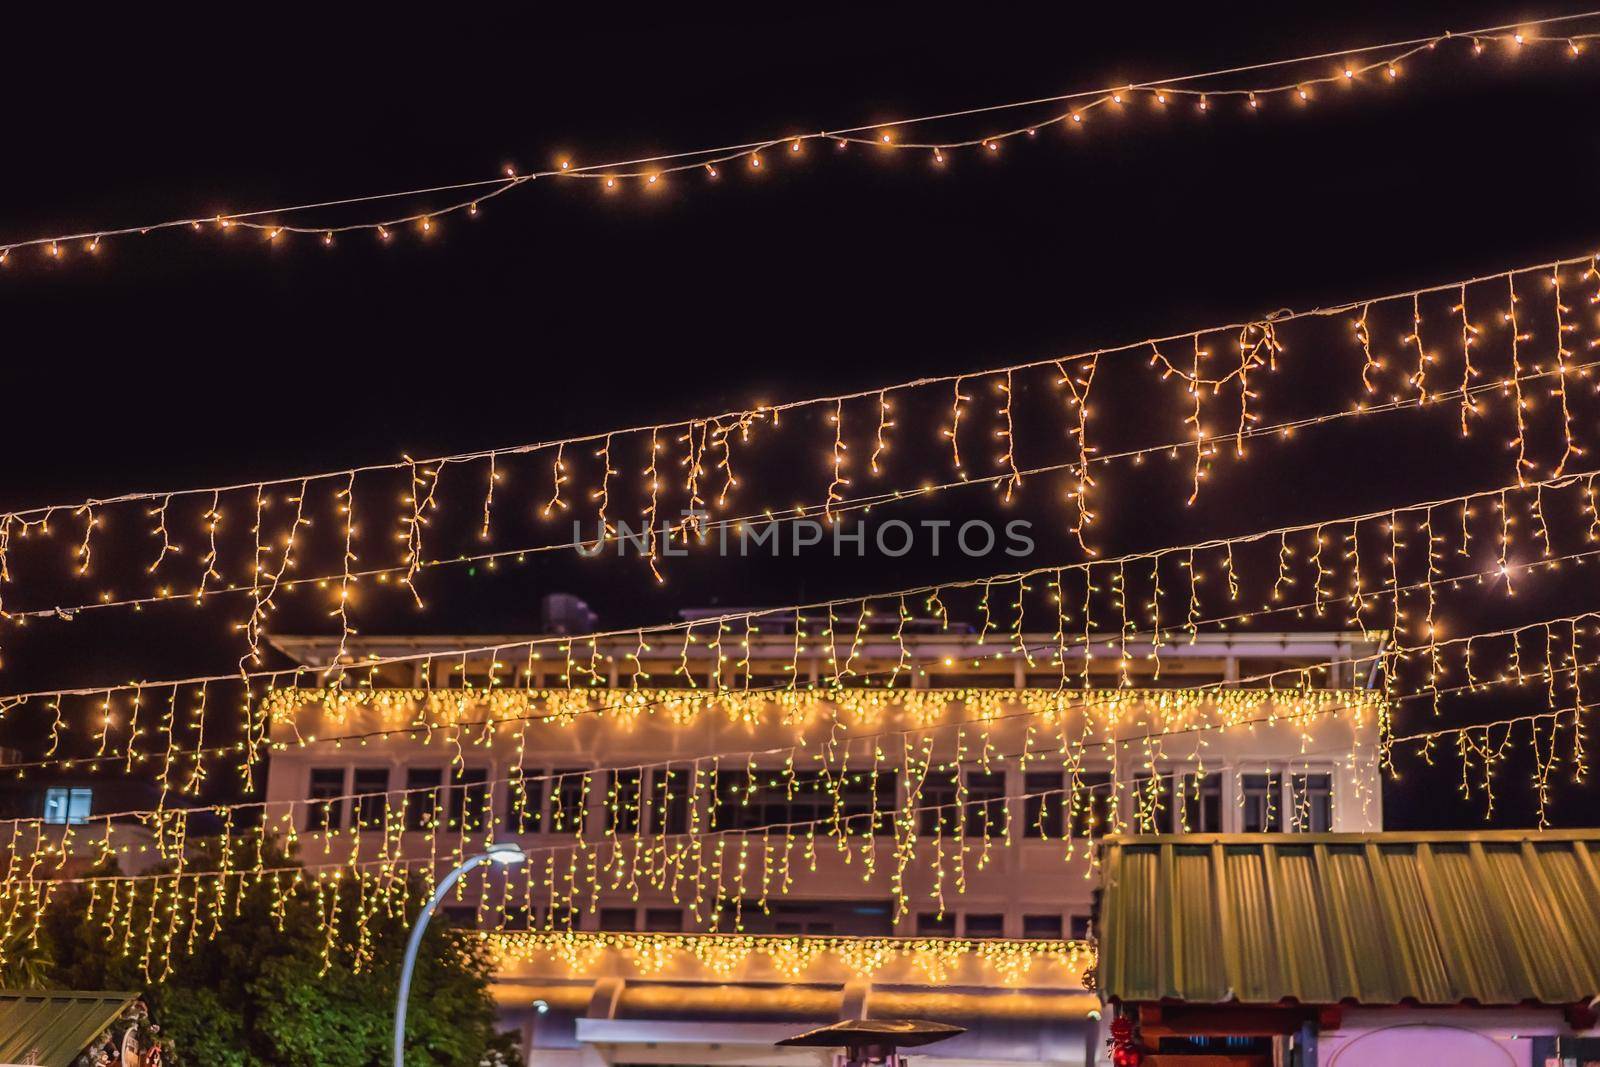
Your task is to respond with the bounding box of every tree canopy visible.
[14,852,520,1067]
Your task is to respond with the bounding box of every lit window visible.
[43,787,91,825]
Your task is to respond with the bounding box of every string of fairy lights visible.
[6,350,1595,635]
[0,523,1577,807]
[1,245,1596,670]
[0,667,1586,983]
[5,8,1600,996]
[486,929,1093,987]
[3,589,1594,899]
[3,463,1595,769]
[0,705,1382,981]
[0,639,1578,910]
[0,533,1590,866]
[0,451,1587,979]
[0,13,1596,264]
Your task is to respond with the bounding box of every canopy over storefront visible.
[1096,829,1600,1042]
[0,990,141,1067]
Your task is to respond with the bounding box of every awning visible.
[1097,829,1600,1008]
[0,990,140,1067]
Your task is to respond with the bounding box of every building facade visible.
[264,624,1385,1067]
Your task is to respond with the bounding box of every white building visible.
[264,622,1385,1067]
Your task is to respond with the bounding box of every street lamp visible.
[392,841,528,1067]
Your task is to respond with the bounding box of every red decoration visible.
[1108,1016,1143,1066]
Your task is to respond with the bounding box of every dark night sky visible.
[3,3,1599,828]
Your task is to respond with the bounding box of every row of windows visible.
[440,902,1086,940]
[301,766,1334,836]
[912,911,1092,941]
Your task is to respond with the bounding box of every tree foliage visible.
[24,853,519,1067]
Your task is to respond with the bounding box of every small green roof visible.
[1097,829,1600,1008]
[0,990,139,1067]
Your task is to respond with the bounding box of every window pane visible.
[1242,773,1283,833]
[715,770,828,835]
[918,770,961,837]
[1181,772,1224,833]
[66,789,92,825]
[43,788,72,825]
[404,768,443,832]
[1023,914,1063,939]
[1024,772,1064,838]
[599,907,637,931]
[964,772,1007,837]
[551,769,590,835]
[643,908,683,932]
[307,768,345,831]
[1069,772,1112,838]
[965,913,1005,937]
[840,769,898,838]
[1131,774,1173,833]
[508,773,544,834]
[1291,773,1333,832]
[916,912,956,936]
[353,768,389,830]
[649,769,688,835]
[606,770,642,834]
[449,767,489,832]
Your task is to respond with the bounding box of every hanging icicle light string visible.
[4,462,1599,770]
[0,677,1586,985]
[2,245,1598,645]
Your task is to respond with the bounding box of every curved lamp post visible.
[393,841,527,1066]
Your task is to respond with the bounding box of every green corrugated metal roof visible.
[0,990,138,1067]
[1098,829,1600,1008]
